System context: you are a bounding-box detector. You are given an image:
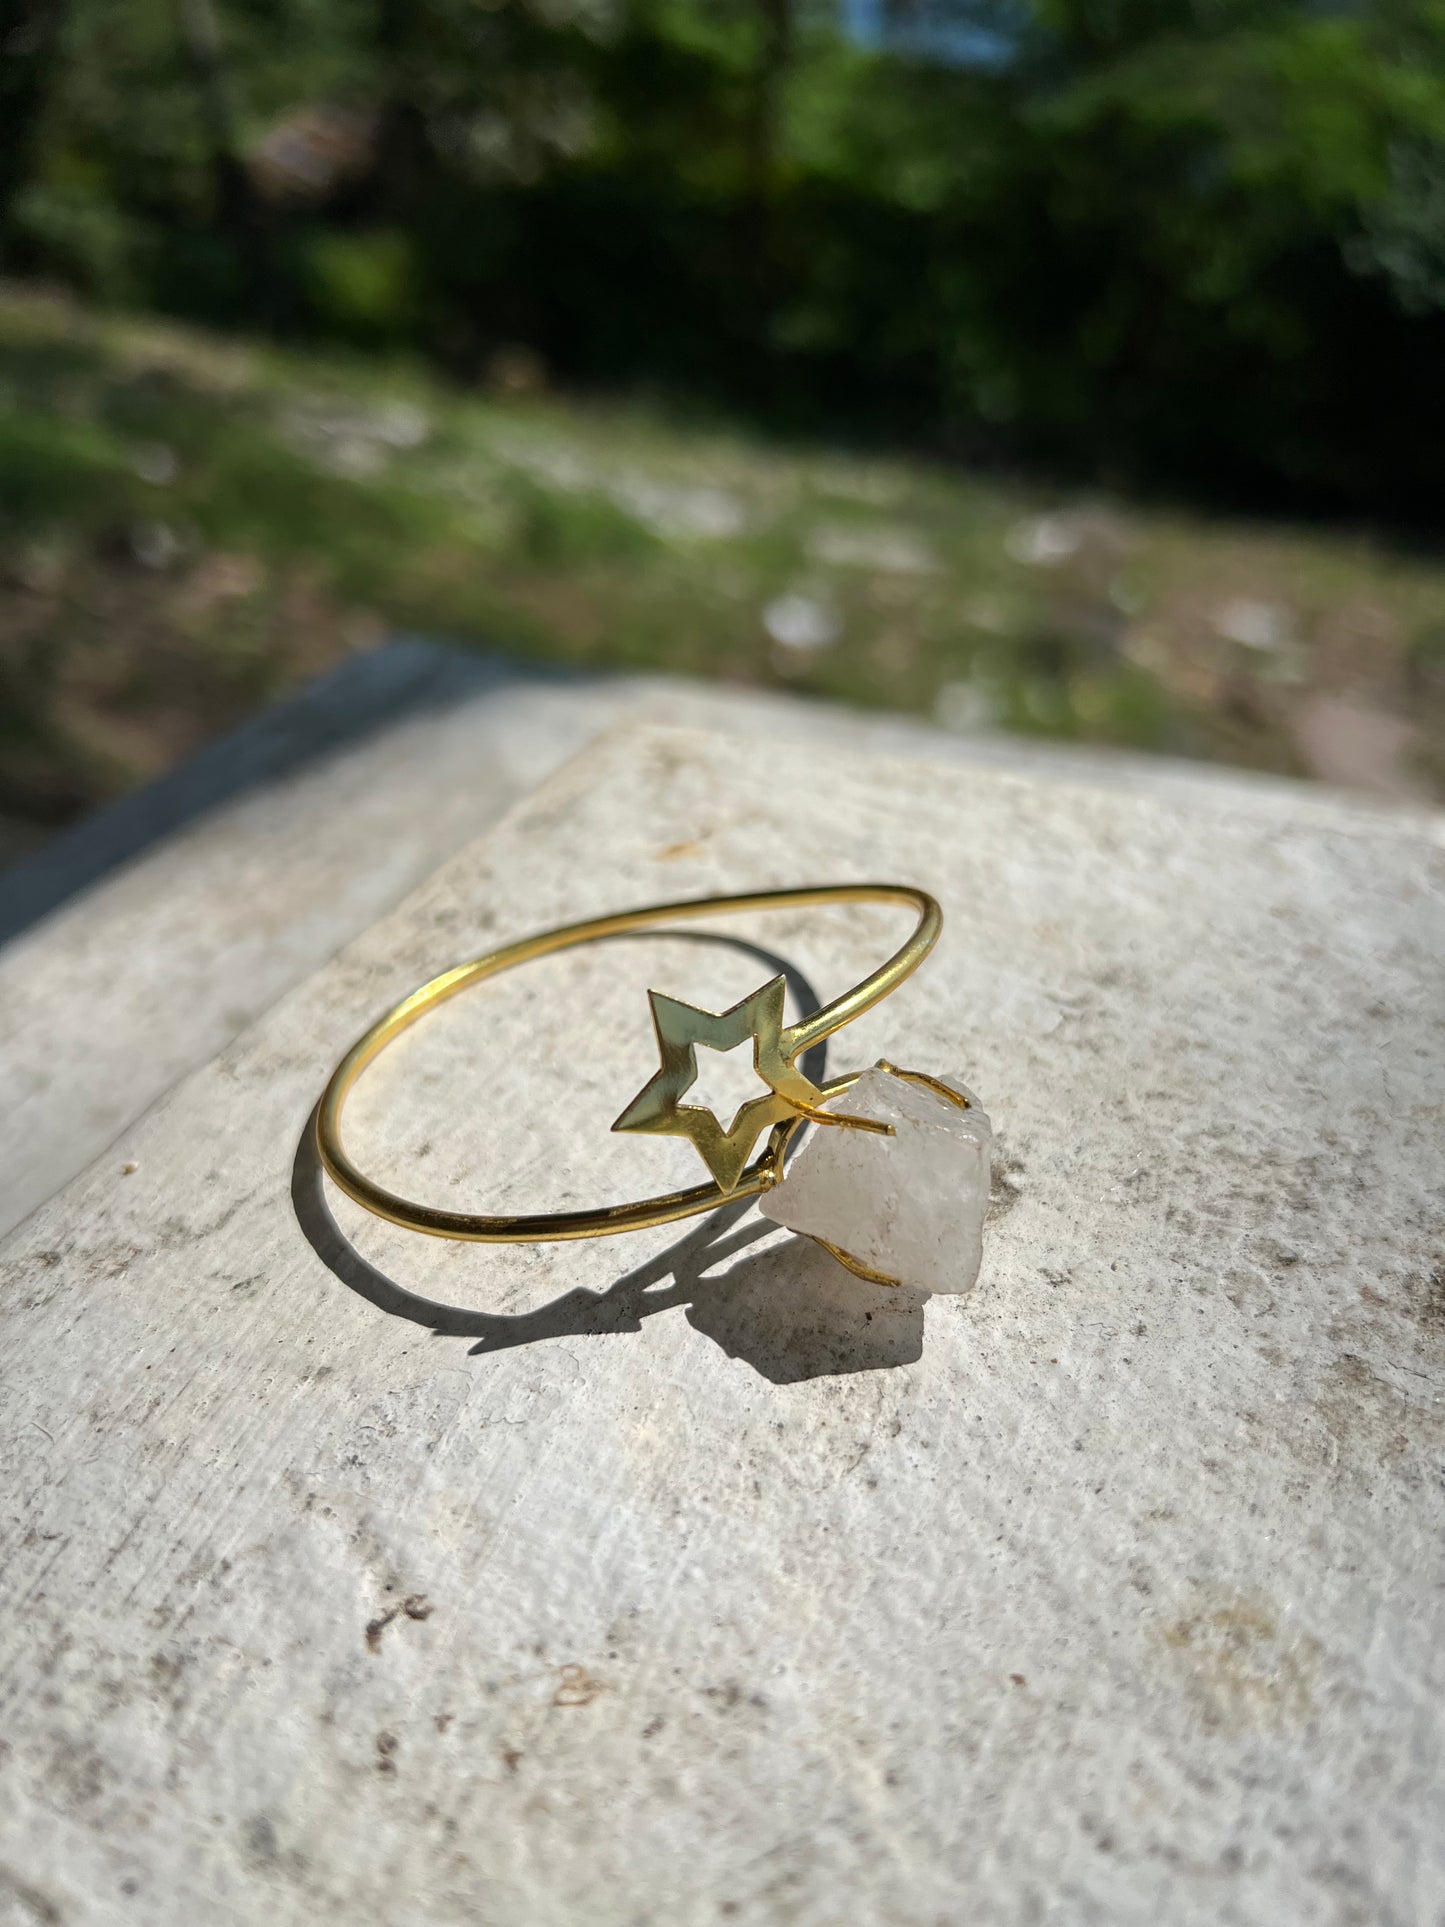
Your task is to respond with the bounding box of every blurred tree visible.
[2,0,1442,513]
[1350,134,1445,315]
[0,0,64,225]
[175,0,271,310]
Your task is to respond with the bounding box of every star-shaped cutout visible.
[611,975,821,1193]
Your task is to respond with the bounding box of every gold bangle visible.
[315,883,942,1245]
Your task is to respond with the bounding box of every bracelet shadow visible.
[291,931,927,1384]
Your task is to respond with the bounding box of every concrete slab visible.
[0,645,609,1243]
[4,641,1439,1244]
[2,723,1441,1926]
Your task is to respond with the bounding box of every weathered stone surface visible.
[762,1067,992,1292]
[1,722,1443,1927]
[5,638,1436,1243]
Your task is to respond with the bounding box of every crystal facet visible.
[760,1068,993,1294]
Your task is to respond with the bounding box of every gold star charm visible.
[611,975,822,1193]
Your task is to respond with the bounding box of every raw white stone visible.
[761,1066,993,1293]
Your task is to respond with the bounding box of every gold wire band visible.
[315,884,941,1243]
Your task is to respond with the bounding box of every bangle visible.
[314,883,993,1293]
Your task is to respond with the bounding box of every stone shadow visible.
[291,1132,925,1383]
[685,1234,926,1382]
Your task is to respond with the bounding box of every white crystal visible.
[760,1068,993,1295]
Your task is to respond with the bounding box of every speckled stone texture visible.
[6,637,1429,1243]
[1,722,1443,1927]
[761,1068,993,1292]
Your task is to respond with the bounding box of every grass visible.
[2,279,1442,841]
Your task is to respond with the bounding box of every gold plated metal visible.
[612,973,890,1193]
[315,884,940,1245]
[811,1237,902,1288]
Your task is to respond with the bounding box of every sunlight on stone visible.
[687,1037,771,1131]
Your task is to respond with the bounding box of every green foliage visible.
[9,176,141,300]
[0,407,130,522]
[296,229,420,342]
[501,472,660,566]
[4,0,1445,514]
[1350,135,1445,313]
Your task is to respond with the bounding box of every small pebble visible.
[763,592,839,653]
